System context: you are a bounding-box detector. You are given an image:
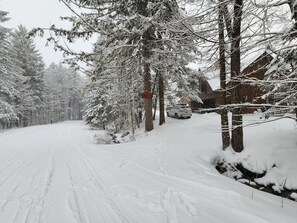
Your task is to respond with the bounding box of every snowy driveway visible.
[0,117,296,223]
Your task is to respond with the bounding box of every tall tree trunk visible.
[218,0,230,149]
[142,30,153,131]
[289,0,297,29]
[152,74,158,121]
[159,73,165,125]
[230,0,244,152]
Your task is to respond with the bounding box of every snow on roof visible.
[202,69,221,91]
[186,60,211,71]
[206,69,219,78]
[241,50,264,71]
[207,77,220,91]
[187,62,200,71]
[240,47,274,72]
[202,49,270,90]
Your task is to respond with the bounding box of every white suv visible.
[167,104,192,119]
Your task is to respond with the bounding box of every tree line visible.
[29,0,296,153]
[0,10,84,129]
[31,0,202,136]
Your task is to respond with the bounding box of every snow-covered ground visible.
[0,113,296,223]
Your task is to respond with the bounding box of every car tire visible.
[174,113,179,118]
[167,112,170,117]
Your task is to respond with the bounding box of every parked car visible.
[167,104,192,119]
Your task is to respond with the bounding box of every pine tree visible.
[83,39,143,133]
[263,1,297,119]
[10,25,45,127]
[83,82,114,130]
[44,63,84,123]
[0,10,22,128]
[32,0,198,132]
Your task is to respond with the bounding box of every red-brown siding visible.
[196,52,273,113]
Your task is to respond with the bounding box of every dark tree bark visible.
[158,73,165,125]
[218,0,230,149]
[289,0,297,26]
[230,0,244,152]
[222,1,232,40]
[136,0,153,131]
[142,30,153,131]
[152,74,158,121]
[153,93,158,121]
[287,0,297,38]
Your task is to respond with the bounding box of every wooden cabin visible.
[196,51,273,113]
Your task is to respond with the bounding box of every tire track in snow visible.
[69,134,198,222]
[6,167,42,220]
[0,149,53,223]
[0,181,22,212]
[0,159,28,187]
[0,149,47,218]
[67,163,89,223]
[81,158,130,223]
[1,123,74,222]
[21,154,56,223]
[67,148,130,223]
[0,147,43,187]
[0,150,27,175]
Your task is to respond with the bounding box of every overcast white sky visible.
[0,0,92,67]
